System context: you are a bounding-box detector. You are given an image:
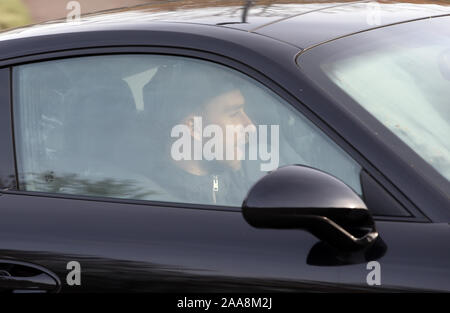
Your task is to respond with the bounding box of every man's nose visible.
[239,113,256,144]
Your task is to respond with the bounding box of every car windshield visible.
[307,17,450,182]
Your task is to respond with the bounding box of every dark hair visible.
[140,58,243,173]
[143,59,240,128]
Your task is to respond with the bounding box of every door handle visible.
[0,260,61,293]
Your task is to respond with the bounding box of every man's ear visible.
[184,114,202,141]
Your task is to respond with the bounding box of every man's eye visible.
[229,111,240,117]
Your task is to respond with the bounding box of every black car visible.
[0,0,449,293]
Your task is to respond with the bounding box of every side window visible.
[13,54,361,207]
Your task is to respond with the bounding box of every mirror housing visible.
[242,165,378,251]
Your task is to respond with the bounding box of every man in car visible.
[140,60,259,206]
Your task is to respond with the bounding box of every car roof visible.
[0,0,449,49]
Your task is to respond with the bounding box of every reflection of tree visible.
[21,172,162,200]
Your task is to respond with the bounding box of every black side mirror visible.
[242,165,378,251]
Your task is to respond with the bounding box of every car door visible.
[0,51,344,293]
[0,49,447,293]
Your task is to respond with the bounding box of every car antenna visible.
[242,0,253,23]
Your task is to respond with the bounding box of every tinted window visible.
[13,54,361,206]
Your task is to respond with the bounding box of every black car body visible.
[0,0,449,293]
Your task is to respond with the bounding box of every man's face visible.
[202,89,255,170]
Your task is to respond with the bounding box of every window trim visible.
[0,67,17,191]
[6,46,427,222]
